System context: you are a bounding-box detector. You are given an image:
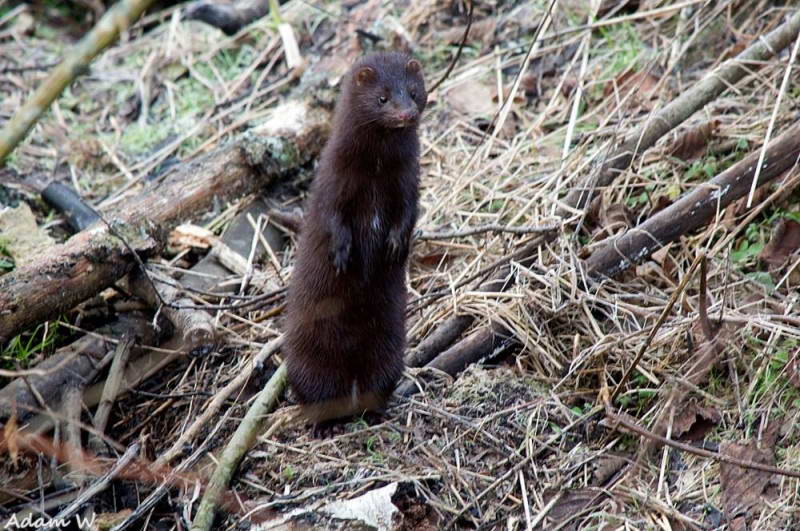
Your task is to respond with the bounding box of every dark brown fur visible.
[284,52,427,426]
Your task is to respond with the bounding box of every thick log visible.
[0,99,330,344]
[585,121,800,278]
[0,147,249,344]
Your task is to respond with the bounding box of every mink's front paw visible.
[330,235,351,274]
[386,228,408,262]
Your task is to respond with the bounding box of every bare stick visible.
[90,336,135,452]
[416,223,559,240]
[0,0,159,162]
[586,121,800,278]
[191,362,288,531]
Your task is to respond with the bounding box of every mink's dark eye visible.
[410,90,417,99]
[378,96,388,105]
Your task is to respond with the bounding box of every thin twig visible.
[427,0,473,94]
[609,253,704,404]
[607,413,800,479]
[417,223,559,240]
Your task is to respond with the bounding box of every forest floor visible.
[2,0,800,529]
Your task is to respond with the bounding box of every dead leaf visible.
[544,488,608,527]
[651,243,677,284]
[722,185,770,229]
[671,402,720,441]
[448,78,496,118]
[0,202,54,267]
[668,120,721,161]
[593,455,629,486]
[598,203,632,237]
[491,85,526,106]
[603,70,662,111]
[720,437,777,520]
[720,38,750,62]
[559,76,578,98]
[439,19,497,48]
[759,218,800,268]
[4,413,19,466]
[684,321,734,385]
[648,194,674,216]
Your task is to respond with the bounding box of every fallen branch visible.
[562,9,800,212]
[401,322,512,397]
[585,120,800,278]
[407,231,556,367]
[416,223,558,240]
[39,444,140,531]
[0,0,159,162]
[89,336,134,453]
[0,315,166,423]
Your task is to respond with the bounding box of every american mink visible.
[284,51,427,429]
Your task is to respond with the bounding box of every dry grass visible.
[2,0,800,529]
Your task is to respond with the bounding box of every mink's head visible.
[345,52,427,130]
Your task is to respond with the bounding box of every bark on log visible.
[585,120,800,278]
[0,99,330,345]
[561,10,800,213]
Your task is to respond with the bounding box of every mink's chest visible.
[346,181,398,239]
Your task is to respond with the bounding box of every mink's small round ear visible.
[406,59,422,74]
[355,66,376,86]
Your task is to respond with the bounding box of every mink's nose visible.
[397,110,418,123]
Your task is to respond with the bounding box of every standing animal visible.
[283,51,427,431]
